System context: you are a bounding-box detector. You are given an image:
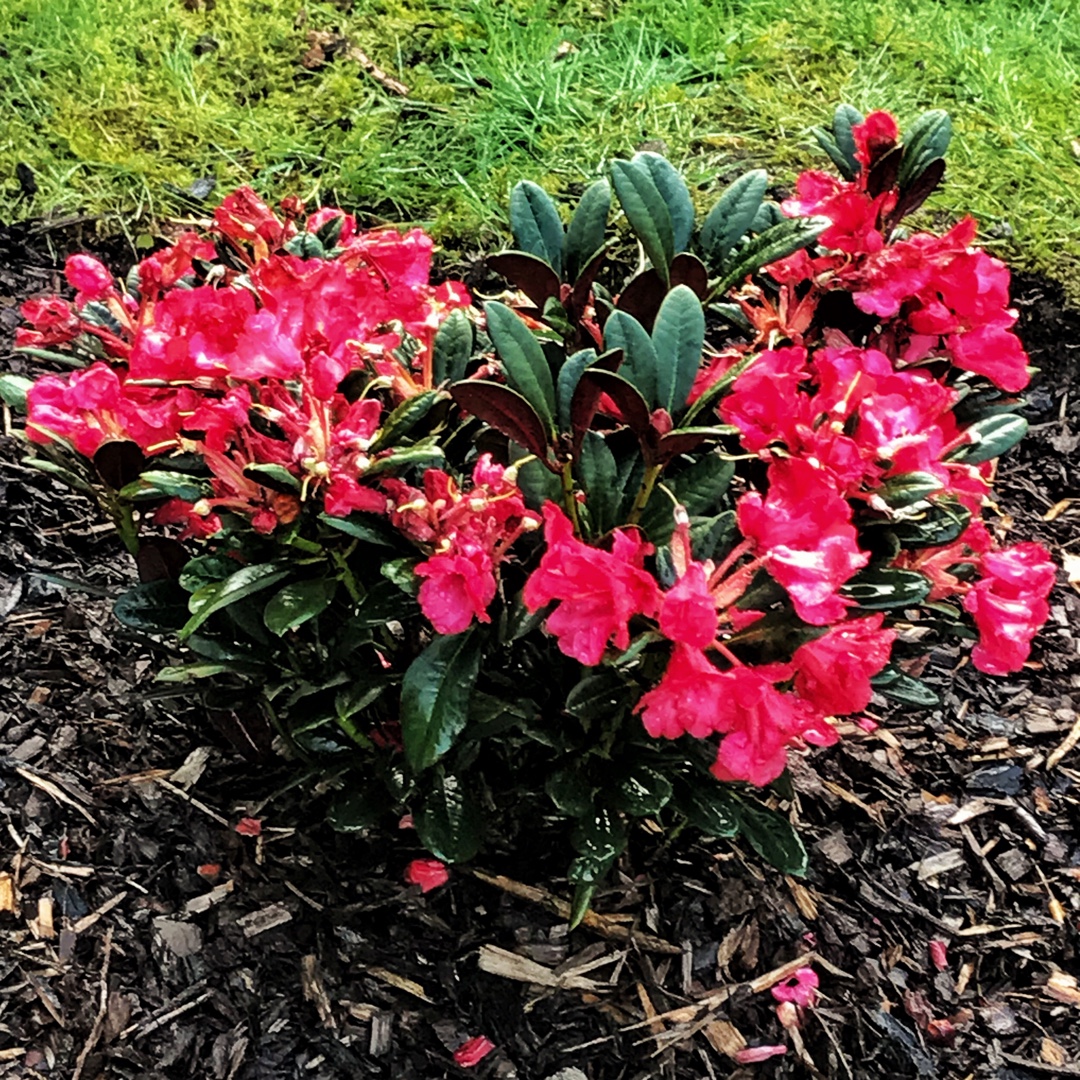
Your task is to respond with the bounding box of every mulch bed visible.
[1,219,1079,1080]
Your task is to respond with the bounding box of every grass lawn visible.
[2,0,1078,292]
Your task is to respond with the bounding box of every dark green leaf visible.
[364,445,444,478]
[451,381,551,462]
[713,217,830,294]
[415,770,483,862]
[840,568,931,610]
[484,301,557,432]
[578,431,620,535]
[369,390,442,453]
[700,169,768,269]
[736,801,808,876]
[179,553,237,593]
[120,469,210,503]
[812,127,857,181]
[381,556,421,595]
[401,630,482,771]
[877,471,944,509]
[432,309,473,385]
[611,159,674,285]
[899,109,952,190]
[509,180,564,276]
[263,577,336,636]
[284,231,324,259]
[632,150,695,253]
[568,881,597,930]
[651,285,705,415]
[689,511,736,561]
[571,807,627,867]
[603,310,658,407]
[832,103,865,178]
[675,779,740,837]
[318,512,396,547]
[243,462,300,493]
[557,348,597,429]
[950,413,1028,465]
[565,669,632,722]
[611,765,673,816]
[872,668,940,707]
[349,577,419,627]
[564,179,611,283]
[327,787,386,832]
[885,501,971,547]
[180,563,291,640]
[113,580,190,633]
[546,767,595,817]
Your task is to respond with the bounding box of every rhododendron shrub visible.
[2,106,1056,917]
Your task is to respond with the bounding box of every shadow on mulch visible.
[0,220,1078,1080]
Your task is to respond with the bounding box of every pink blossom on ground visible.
[771,967,819,1008]
[929,940,949,971]
[405,858,449,893]
[452,1035,495,1068]
[235,817,263,836]
[734,1045,787,1064]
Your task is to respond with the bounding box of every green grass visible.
[2,0,1079,293]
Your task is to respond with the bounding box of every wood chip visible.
[169,745,213,788]
[947,798,992,825]
[1047,712,1080,770]
[702,1018,747,1059]
[1042,1037,1069,1067]
[183,880,234,915]
[1045,971,1080,1007]
[237,903,292,938]
[28,896,55,939]
[478,944,602,992]
[821,780,885,828]
[366,966,433,1003]
[0,872,16,914]
[301,955,337,1030]
[915,848,966,881]
[14,766,97,825]
[72,890,128,934]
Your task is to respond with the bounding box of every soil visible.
[1,221,1079,1080]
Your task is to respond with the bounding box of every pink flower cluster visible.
[22,188,470,539]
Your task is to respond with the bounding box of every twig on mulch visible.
[71,927,112,1080]
[1000,1053,1080,1076]
[469,869,682,955]
[120,983,213,1040]
[1048,712,1080,769]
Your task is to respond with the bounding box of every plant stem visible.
[561,459,582,536]
[626,462,663,526]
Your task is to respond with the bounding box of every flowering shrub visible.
[1,106,1055,917]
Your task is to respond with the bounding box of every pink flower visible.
[659,562,718,648]
[852,111,899,169]
[737,459,868,625]
[524,502,660,665]
[65,254,114,304]
[405,858,449,893]
[720,345,809,452]
[964,543,1055,674]
[771,967,819,1008]
[734,1045,787,1064]
[416,546,497,635]
[636,644,728,740]
[791,615,896,715]
[453,1035,495,1068]
[235,817,263,836]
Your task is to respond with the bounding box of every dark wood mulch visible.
[1,221,1078,1080]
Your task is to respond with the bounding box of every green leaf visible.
[349,577,419,628]
[179,552,237,593]
[509,180,564,276]
[638,453,735,539]
[602,310,658,408]
[557,348,598,429]
[872,668,940,707]
[631,151,694,253]
[364,445,444,478]
[832,103,865,178]
[243,462,300,493]
[885,500,971,547]
[564,179,611,283]
[285,231,325,259]
[484,301,557,432]
[432,309,473,385]
[546,767,595,817]
[381,556,421,595]
[611,764,673,816]
[675,780,740,838]
[565,669,632,722]
[899,109,952,190]
[327,787,386,833]
[568,881,597,930]
[700,169,768,270]
[611,158,674,285]
[736,801,808,876]
[369,390,441,453]
[179,563,291,640]
[877,471,944,509]
[113,580,190,633]
[689,511,736,562]
[263,577,336,636]
[950,413,1028,465]
[713,217,830,294]
[415,769,483,863]
[578,431,620,535]
[651,284,705,415]
[119,470,210,502]
[0,373,33,411]
[318,512,396,547]
[840,568,931,610]
[401,630,482,771]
